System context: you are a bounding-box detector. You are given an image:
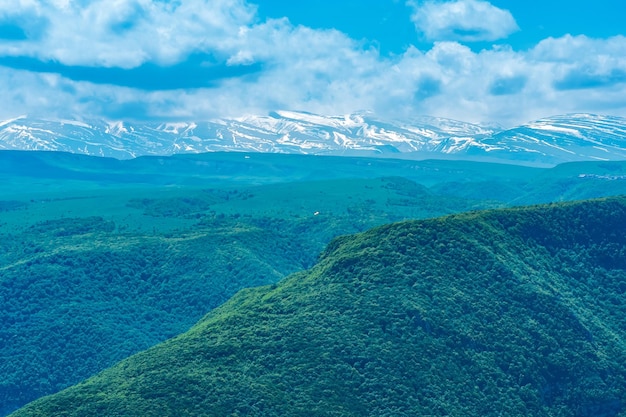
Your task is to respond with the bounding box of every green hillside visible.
[0,174,491,416]
[12,197,626,417]
[2,151,626,415]
[0,150,540,193]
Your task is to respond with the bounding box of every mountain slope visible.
[455,114,626,165]
[12,197,626,417]
[0,149,539,189]
[1,154,510,417]
[2,151,626,416]
[2,112,625,165]
[0,112,494,160]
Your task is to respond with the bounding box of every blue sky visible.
[0,0,625,126]
[257,0,625,53]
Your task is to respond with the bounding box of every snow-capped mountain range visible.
[1,110,625,166]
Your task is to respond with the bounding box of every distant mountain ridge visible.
[1,111,626,165]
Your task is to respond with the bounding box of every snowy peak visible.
[234,111,498,154]
[522,114,626,145]
[459,113,626,165]
[0,112,625,166]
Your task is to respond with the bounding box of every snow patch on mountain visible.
[0,111,625,166]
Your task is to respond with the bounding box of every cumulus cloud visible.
[0,2,626,127]
[0,0,257,67]
[407,0,519,42]
[531,35,626,91]
[488,75,527,95]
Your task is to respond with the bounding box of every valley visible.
[1,151,626,415]
[2,0,626,415]
[9,194,626,416]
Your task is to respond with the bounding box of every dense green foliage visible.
[11,197,626,417]
[0,177,492,415]
[2,151,626,415]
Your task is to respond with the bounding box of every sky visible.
[0,0,625,126]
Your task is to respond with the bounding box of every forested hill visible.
[11,197,626,417]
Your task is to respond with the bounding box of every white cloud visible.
[0,2,626,127]
[0,0,257,67]
[407,0,519,42]
[532,34,626,65]
[130,34,626,124]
